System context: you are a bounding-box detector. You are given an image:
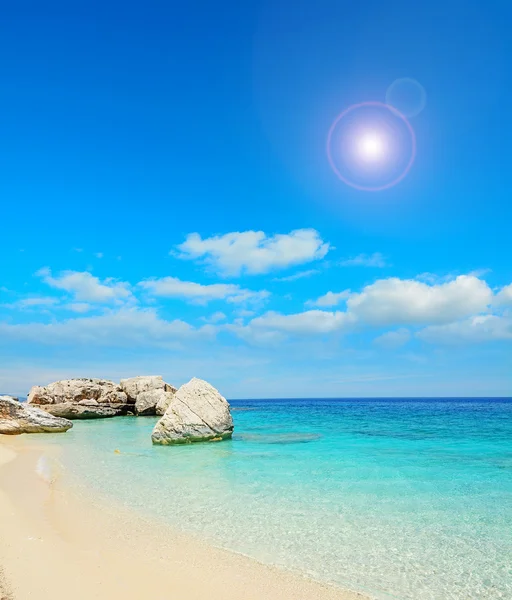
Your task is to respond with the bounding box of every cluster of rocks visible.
[0,376,233,445]
[120,376,177,417]
[27,376,177,419]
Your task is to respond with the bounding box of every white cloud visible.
[340,252,387,268]
[0,308,215,348]
[37,268,132,304]
[202,311,227,324]
[138,276,269,305]
[306,290,351,307]
[494,283,512,307]
[347,275,492,326]
[236,274,499,342]
[226,324,286,345]
[65,303,93,313]
[235,309,255,318]
[417,315,512,344]
[469,268,492,278]
[249,310,354,335]
[273,269,320,282]
[175,229,330,276]
[227,289,269,304]
[374,328,411,349]
[11,296,59,309]
[95,252,104,259]
[20,296,59,307]
[416,271,490,285]
[5,266,510,352]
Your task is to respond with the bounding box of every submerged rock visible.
[151,378,233,445]
[120,376,176,404]
[27,378,128,420]
[0,396,73,435]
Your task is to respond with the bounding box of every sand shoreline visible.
[0,437,370,600]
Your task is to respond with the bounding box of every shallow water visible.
[29,398,512,599]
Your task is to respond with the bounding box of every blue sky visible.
[1,0,511,397]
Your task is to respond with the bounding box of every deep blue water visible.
[28,398,512,600]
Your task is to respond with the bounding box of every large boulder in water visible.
[27,378,129,419]
[151,378,233,445]
[120,376,176,405]
[0,396,72,435]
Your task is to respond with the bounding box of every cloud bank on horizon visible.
[1,228,510,397]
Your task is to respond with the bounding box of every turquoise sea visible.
[30,398,512,600]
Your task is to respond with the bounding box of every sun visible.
[357,132,385,161]
[326,101,417,191]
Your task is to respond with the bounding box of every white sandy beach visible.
[0,437,369,600]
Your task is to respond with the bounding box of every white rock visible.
[44,403,118,420]
[120,376,176,404]
[0,396,73,435]
[78,399,99,406]
[155,390,176,416]
[151,378,233,445]
[28,378,127,405]
[135,389,175,416]
[27,379,129,419]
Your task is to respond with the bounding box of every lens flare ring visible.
[326,101,416,192]
[386,78,427,118]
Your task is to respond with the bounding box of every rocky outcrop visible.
[120,376,176,404]
[151,378,233,445]
[119,376,177,416]
[134,389,173,416]
[0,396,73,435]
[27,378,129,419]
[155,390,176,416]
[28,378,127,405]
[43,402,119,419]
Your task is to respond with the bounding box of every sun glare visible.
[327,101,416,191]
[357,132,385,161]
